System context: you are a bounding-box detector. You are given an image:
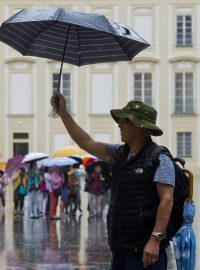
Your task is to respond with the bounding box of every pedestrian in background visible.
[13,167,28,215]
[86,164,106,218]
[60,167,69,216]
[0,170,7,210]
[67,166,80,215]
[50,167,64,220]
[38,166,48,217]
[27,161,40,219]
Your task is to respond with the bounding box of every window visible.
[10,73,31,114]
[175,73,194,113]
[176,15,192,46]
[13,132,29,155]
[135,15,152,44]
[52,73,71,112]
[134,73,152,105]
[91,73,112,114]
[177,132,192,157]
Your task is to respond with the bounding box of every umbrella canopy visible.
[52,146,86,158]
[172,169,196,270]
[0,8,149,117]
[4,154,24,179]
[0,162,6,170]
[38,157,78,167]
[0,8,150,67]
[81,154,98,167]
[22,152,49,164]
[85,160,110,177]
[68,155,82,166]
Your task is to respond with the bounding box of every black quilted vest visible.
[107,140,169,255]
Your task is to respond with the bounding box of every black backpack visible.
[152,145,190,239]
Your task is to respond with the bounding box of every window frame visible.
[133,72,153,106]
[177,132,192,157]
[176,14,192,47]
[52,73,71,112]
[175,72,194,114]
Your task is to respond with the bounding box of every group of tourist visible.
[0,160,110,221]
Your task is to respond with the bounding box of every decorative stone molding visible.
[5,57,36,64]
[133,56,159,63]
[169,56,200,63]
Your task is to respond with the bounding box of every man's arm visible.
[51,91,108,161]
[142,183,174,267]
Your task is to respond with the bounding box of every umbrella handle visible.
[182,168,193,201]
[51,23,71,117]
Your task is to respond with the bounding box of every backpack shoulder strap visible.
[151,145,172,161]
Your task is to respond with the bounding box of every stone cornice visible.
[133,56,159,63]
[5,57,36,64]
[169,56,200,63]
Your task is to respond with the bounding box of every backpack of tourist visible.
[152,145,190,239]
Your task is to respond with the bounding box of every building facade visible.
[0,0,199,175]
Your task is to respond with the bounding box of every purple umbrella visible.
[4,155,25,179]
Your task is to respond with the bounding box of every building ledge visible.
[169,56,200,63]
[7,114,34,118]
[133,56,159,63]
[5,56,37,64]
[171,113,198,117]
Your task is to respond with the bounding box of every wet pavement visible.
[0,210,111,270]
[0,176,199,270]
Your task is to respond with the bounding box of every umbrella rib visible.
[20,20,58,56]
[111,35,132,60]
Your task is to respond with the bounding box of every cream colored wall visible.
[0,0,199,175]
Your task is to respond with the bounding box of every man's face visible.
[118,118,143,144]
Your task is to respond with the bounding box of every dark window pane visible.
[186,15,191,21]
[13,143,29,156]
[53,74,59,80]
[134,73,142,80]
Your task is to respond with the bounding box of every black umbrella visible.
[0,8,150,114]
[0,8,149,66]
[68,155,82,167]
[85,160,110,176]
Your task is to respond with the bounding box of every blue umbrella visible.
[38,157,78,167]
[172,169,196,270]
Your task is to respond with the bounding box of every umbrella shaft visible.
[57,23,71,91]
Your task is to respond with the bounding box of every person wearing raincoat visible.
[51,92,176,270]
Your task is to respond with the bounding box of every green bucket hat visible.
[110,100,163,136]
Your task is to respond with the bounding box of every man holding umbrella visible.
[51,92,175,270]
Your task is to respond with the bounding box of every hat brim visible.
[110,109,163,136]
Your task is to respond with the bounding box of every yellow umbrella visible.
[0,162,6,170]
[51,145,86,158]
